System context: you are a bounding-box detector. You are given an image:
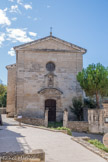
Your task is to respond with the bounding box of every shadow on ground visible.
[72,132,103,143]
[0,115,31,153]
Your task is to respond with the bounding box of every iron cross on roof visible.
[50,27,52,36]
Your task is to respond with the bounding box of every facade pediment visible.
[14,35,86,54]
[38,87,63,95]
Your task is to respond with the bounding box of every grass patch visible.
[48,122,63,128]
[88,139,108,152]
[56,127,72,136]
[47,122,72,136]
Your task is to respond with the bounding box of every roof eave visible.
[13,35,87,53]
[14,35,51,50]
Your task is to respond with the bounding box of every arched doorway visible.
[45,99,56,122]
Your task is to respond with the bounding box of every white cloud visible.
[9,0,22,5]
[24,4,32,10]
[29,32,37,37]
[8,48,15,56]
[17,0,23,5]
[0,9,11,26]
[6,28,33,43]
[9,5,19,13]
[0,33,5,47]
[11,17,17,21]
[16,0,32,10]
[4,8,8,12]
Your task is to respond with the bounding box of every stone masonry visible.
[6,64,16,117]
[6,34,86,121]
[0,149,45,162]
[88,103,108,133]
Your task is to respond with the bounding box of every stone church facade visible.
[6,34,86,122]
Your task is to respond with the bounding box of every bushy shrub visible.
[70,97,83,121]
[88,139,108,152]
[84,98,96,109]
[56,127,72,136]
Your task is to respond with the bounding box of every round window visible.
[46,62,55,72]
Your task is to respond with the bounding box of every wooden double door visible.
[45,99,56,122]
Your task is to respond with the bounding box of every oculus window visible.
[46,62,55,72]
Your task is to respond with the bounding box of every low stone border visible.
[0,149,45,162]
[71,136,108,160]
[2,117,68,134]
[21,123,68,134]
[15,117,45,127]
[68,121,89,132]
[12,120,68,134]
[15,118,68,134]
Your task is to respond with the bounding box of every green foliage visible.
[0,83,7,107]
[84,98,96,109]
[48,125,72,136]
[0,92,7,107]
[88,139,108,152]
[48,122,63,128]
[0,84,6,96]
[56,127,72,136]
[70,97,83,121]
[77,63,108,108]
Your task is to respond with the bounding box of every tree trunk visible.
[96,92,100,108]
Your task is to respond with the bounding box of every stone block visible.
[0,149,45,162]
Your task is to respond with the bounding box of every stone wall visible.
[6,64,16,117]
[0,149,45,162]
[16,117,45,126]
[64,103,108,133]
[103,103,108,133]
[88,109,104,133]
[63,109,89,132]
[0,107,6,114]
[68,121,89,132]
[88,103,108,133]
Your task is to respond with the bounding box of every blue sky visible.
[0,0,108,84]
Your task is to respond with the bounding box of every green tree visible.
[0,84,6,95]
[0,83,7,107]
[77,63,108,108]
[70,97,83,121]
[1,92,7,107]
[84,98,96,109]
